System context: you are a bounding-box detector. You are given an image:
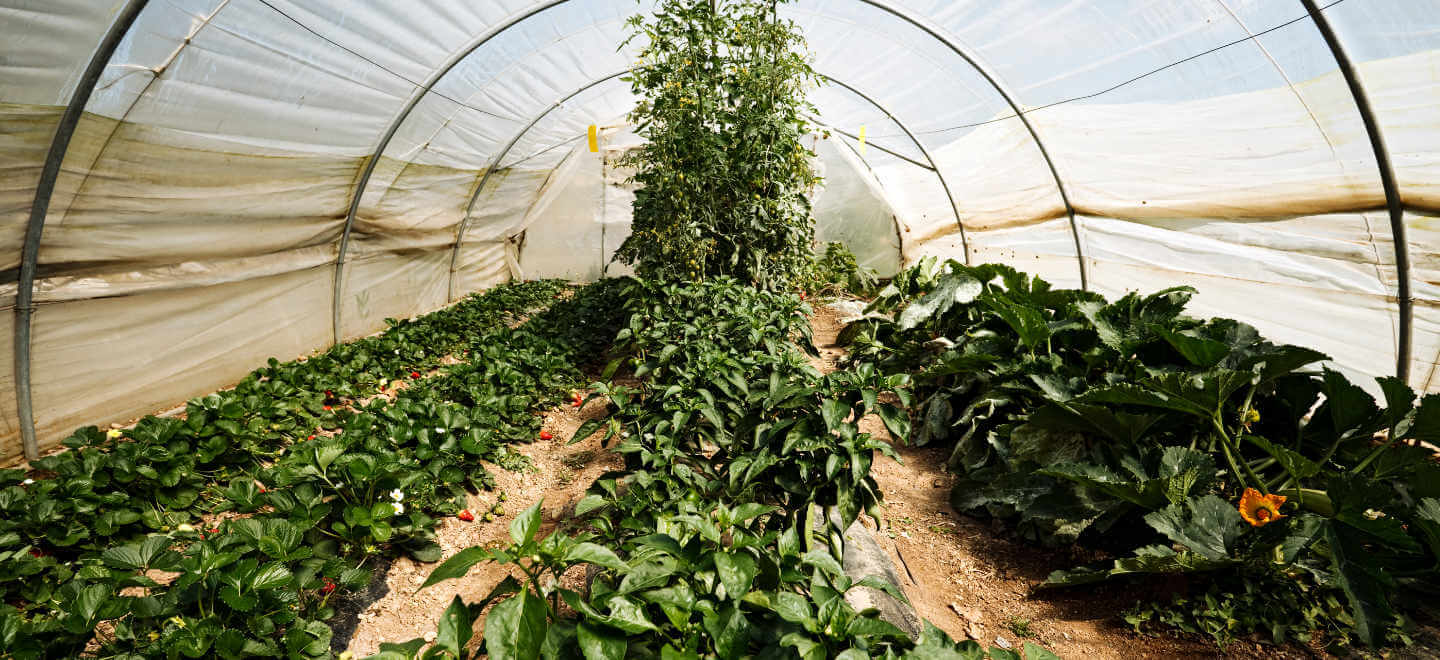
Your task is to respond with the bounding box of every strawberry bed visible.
[0,278,628,658]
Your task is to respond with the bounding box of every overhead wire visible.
[252,0,517,122]
[860,0,1348,140]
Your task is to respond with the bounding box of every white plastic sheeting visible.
[2,0,1438,460]
[520,124,903,281]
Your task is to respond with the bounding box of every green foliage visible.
[0,279,628,659]
[614,0,820,289]
[397,277,1060,659]
[806,242,880,298]
[1122,568,1412,651]
[842,258,1440,649]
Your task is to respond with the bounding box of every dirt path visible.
[806,302,1305,660]
[341,393,621,656]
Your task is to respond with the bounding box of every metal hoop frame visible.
[1299,0,1413,382]
[13,0,151,460]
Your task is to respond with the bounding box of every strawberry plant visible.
[0,279,617,658]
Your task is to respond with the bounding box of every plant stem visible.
[1212,417,1265,493]
[1350,434,1399,475]
[801,503,815,553]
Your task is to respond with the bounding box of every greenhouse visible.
[2,0,1438,657]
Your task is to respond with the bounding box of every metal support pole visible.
[358,0,1083,301]
[14,0,151,460]
[1299,0,1412,383]
[445,68,961,297]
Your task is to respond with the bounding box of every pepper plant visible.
[393,278,1051,660]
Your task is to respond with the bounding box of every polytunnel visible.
[2,0,1438,463]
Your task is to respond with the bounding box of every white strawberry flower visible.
[22,479,34,485]
[392,502,405,515]
[389,489,405,502]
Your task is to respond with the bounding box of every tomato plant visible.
[614,0,820,289]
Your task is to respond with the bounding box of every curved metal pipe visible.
[1299,0,1412,383]
[8,0,1085,456]
[853,0,1087,289]
[13,0,151,461]
[59,0,233,230]
[818,75,968,263]
[445,71,630,301]
[331,0,572,345]
[356,0,1087,306]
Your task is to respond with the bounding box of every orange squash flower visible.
[1239,488,1286,527]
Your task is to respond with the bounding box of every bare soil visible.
[339,392,621,656]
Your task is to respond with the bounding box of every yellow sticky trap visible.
[858,125,867,157]
[587,125,599,152]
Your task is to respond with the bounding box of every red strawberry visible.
[410,371,421,379]
[539,430,553,441]
[799,291,807,300]
[572,393,584,407]
[323,405,331,411]
[325,390,333,398]
[208,528,219,534]
[28,548,44,558]
[321,577,336,594]
[457,509,475,522]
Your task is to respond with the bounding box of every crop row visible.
[840,258,1440,650]
[398,278,1060,660]
[0,278,630,659]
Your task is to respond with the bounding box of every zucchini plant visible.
[842,258,1440,649]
